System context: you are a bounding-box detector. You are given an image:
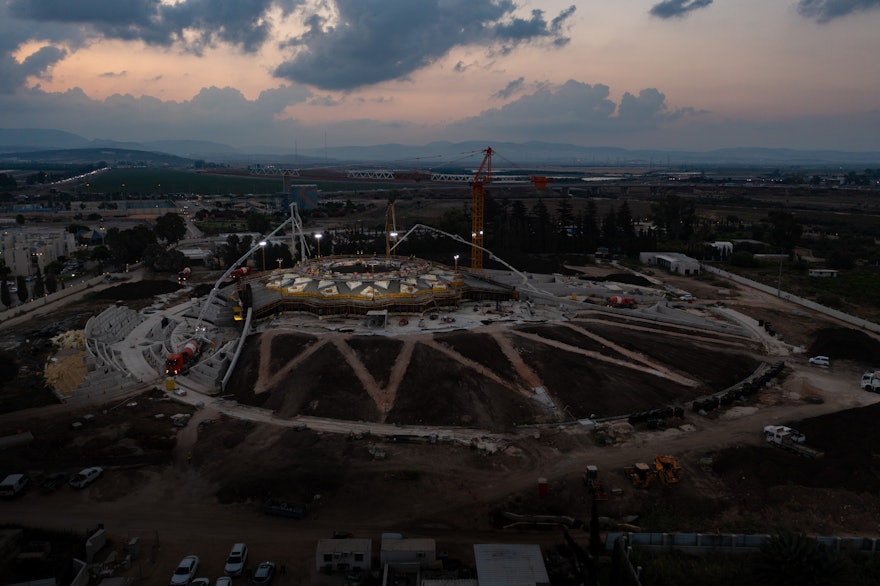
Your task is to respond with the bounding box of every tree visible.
[16,276,27,303]
[142,244,187,273]
[756,532,848,586]
[105,225,157,264]
[15,214,25,228]
[530,199,551,252]
[0,278,9,308]
[581,200,599,253]
[45,270,57,294]
[33,270,45,297]
[247,212,272,235]
[650,194,696,241]
[154,213,187,244]
[767,211,803,254]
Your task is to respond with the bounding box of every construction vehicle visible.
[165,339,206,376]
[607,295,636,309]
[624,462,655,489]
[230,266,251,280]
[583,465,608,500]
[177,266,192,284]
[653,455,683,484]
[763,425,824,457]
[625,456,684,488]
[861,371,880,392]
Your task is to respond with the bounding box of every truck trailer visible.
[763,425,824,458]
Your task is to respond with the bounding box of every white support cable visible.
[389,223,550,296]
[193,203,307,334]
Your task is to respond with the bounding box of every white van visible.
[0,474,29,497]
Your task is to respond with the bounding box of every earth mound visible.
[808,327,880,362]
[90,280,181,300]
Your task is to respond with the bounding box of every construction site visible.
[2,150,880,584]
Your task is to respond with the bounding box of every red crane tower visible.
[470,147,493,271]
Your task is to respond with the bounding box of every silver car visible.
[170,555,200,586]
[223,542,248,577]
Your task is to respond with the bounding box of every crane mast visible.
[471,147,493,271]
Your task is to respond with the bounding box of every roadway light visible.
[314,233,323,258]
[259,240,267,271]
[453,254,459,274]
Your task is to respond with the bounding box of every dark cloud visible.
[0,45,67,95]
[7,0,298,53]
[274,1,576,90]
[796,0,880,23]
[493,77,525,100]
[649,0,713,19]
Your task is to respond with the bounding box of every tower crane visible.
[385,199,398,258]
[469,146,552,271]
[471,147,493,271]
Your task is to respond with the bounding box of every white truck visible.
[861,371,880,392]
[763,425,824,458]
[0,473,29,497]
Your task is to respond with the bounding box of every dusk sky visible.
[1,0,879,152]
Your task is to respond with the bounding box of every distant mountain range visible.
[1,128,878,168]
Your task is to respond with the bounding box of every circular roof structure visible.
[241,255,514,318]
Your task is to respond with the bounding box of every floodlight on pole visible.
[314,233,323,258]
[453,254,459,274]
[259,240,267,271]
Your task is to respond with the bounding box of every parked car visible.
[679,294,696,302]
[40,472,69,493]
[251,561,276,585]
[809,356,830,367]
[170,555,200,586]
[215,578,232,586]
[0,474,28,498]
[69,467,103,489]
[190,578,210,586]
[223,542,248,577]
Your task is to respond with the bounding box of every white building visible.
[1,229,77,276]
[379,537,435,568]
[473,544,549,586]
[639,252,701,276]
[315,538,371,573]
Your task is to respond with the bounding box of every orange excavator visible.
[654,455,684,484]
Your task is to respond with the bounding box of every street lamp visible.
[259,240,267,271]
[453,254,459,274]
[314,233,323,258]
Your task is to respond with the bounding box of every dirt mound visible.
[227,317,760,429]
[581,273,654,287]
[808,327,880,361]
[90,280,181,301]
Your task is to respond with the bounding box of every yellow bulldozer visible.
[624,456,683,489]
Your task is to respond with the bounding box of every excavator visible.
[654,455,684,484]
[624,455,683,488]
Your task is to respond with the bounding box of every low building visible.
[473,544,549,586]
[639,252,701,276]
[315,538,371,573]
[379,537,435,568]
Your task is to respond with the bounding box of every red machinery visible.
[165,339,204,376]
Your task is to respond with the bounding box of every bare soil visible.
[3,268,880,585]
